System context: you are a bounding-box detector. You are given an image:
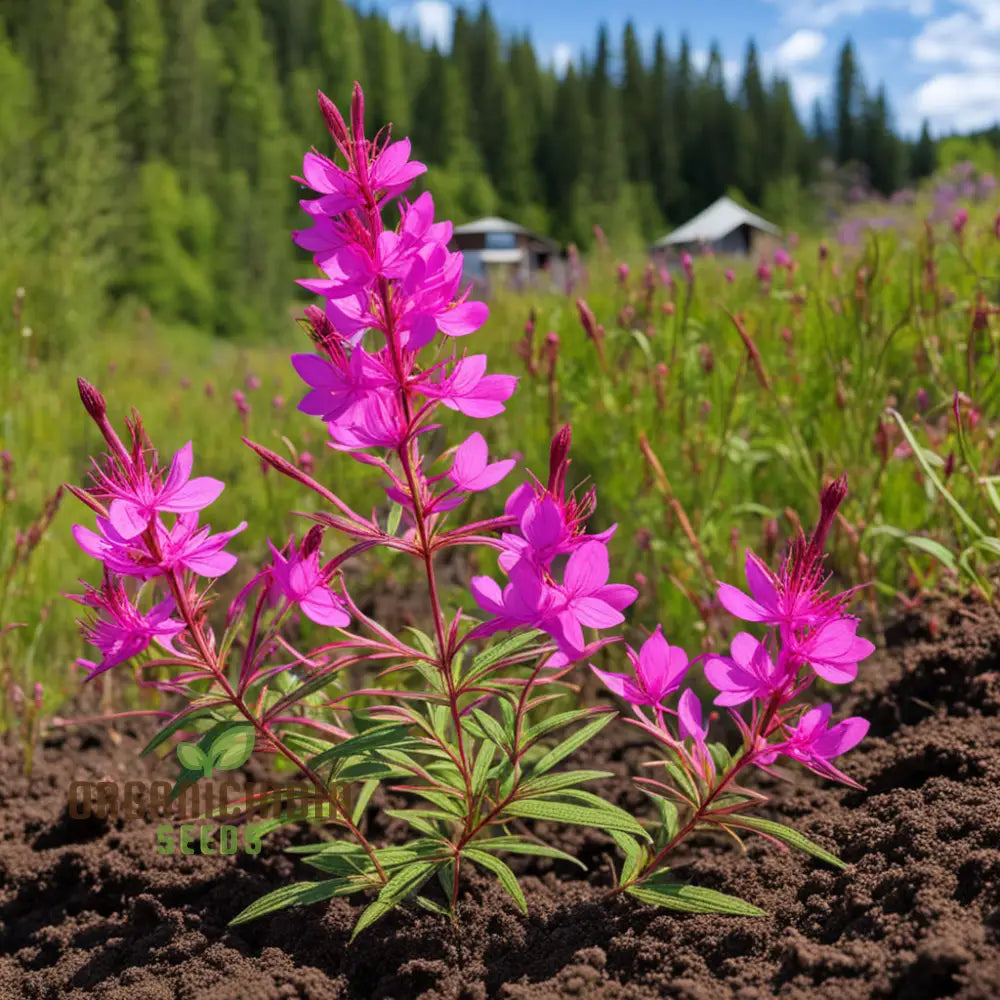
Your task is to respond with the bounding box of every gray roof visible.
[652,196,780,248]
[453,216,530,236]
[452,216,559,251]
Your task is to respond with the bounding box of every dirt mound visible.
[2,596,1000,999]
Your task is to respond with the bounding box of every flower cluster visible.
[590,475,874,901]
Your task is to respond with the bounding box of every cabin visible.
[451,217,560,287]
[651,196,781,258]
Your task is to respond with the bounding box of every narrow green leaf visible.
[470,629,544,674]
[663,760,700,802]
[471,742,495,796]
[414,895,451,917]
[351,779,380,826]
[471,708,509,749]
[901,535,957,570]
[726,816,846,869]
[520,769,613,796]
[463,849,527,914]
[351,899,393,940]
[470,836,587,870]
[887,409,984,538]
[308,725,415,770]
[627,881,764,916]
[140,703,225,757]
[230,878,364,925]
[529,712,615,775]
[520,708,595,748]
[643,791,679,840]
[608,831,645,886]
[502,798,648,838]
[386,502,403,536]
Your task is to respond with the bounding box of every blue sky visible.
[374,0,1000,137]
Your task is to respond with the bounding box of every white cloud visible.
[551,42,573,76]
[388,1,453,50]
[770,0,933,28]
[912,71,1000,131]
[904,0,1000,131]
[775,28,826,65]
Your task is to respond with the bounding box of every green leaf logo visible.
[176,725,256,778]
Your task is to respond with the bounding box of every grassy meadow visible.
[2,176,999,719]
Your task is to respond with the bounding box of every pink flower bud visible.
[246,374,262,391]
[616,262,629,285]
[952,209,968,235]
[299,450,314,474]
[724,268,734,283]
[272,395,285,410]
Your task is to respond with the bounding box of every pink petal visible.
[108,499,150,540]
[300,590,351,628]
[590,666,648,705]
[744,551,779,612]
[452,433,488,484]
[470,576,504,615]
[572,596,625,629]
[165,476,225,513]
[717,583,770,622]
[521,496,564,549]
[813,716,869,758]
[564,541,609,594]
[437,301,488,337]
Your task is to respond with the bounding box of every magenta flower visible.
[105,442,225,540]
[760,704,869,787]
[75,578,186,678]
[718,550,833,635]
[415,354,517,418]
[469,560,558,639]
[724,268,735,283]
[790,616,874,684]
[73,513,246,580]
[292,348,393,425]
[704,632,793,706]
[952,208,968,235]
[268,538,350,628]
[299,135,426,216]
[591,625,688,706]
[677,688,708,745]
[774,248,792,269]
[547,541,638,659]
[448,433,515,493]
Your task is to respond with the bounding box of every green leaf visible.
[351,779,380,826]
[176,742,208,773]
[726,816,846,869]
[608,830,645,886]
[502,798,648,838]
[210,726,256,771]
[308,725,415,770]
[887,409,984,539]
[386,502,403,536]
[414,895,451,917]
[471,708,509,749]
[229,878,364,925]
[336,761,400,781]
[643,791,679,840]
[350,860,440,939]
[520,770,613,796]
[463,849,527,914]
[471,742,495,796]
[140,703,226,757]
[663,760,700,802]
[470,836,586,870]
[901,535,957,570]
[470,630,544,675]
[707,742,732,775]
[626,881,764,916]
[528,712,615,775]
[520,709,596,747]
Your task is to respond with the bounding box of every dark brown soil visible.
[2,594,1000,999]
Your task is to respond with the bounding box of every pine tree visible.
[621,22,648,183]
[911,119,936,179]
[648,32,681,220]
[835,39,862,165]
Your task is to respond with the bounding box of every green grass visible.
[2,191,998,715]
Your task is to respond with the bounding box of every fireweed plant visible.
[592,475,874,913]
[65,84,646,936]
[65,85,875,932]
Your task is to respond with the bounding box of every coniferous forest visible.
[0,0,946,342]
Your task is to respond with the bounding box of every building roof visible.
[452,216,560,252]
[652,196,780,248]
[453,216,530,236]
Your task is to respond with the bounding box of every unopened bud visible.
[350,82,366,145]
[548,425,572,497]
[77,378,107,421]
[317,90,350,149]
[302,524,324,558]
[576,299,597,340]
[33,682,43,710]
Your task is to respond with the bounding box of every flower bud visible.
[77,378,107,422]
